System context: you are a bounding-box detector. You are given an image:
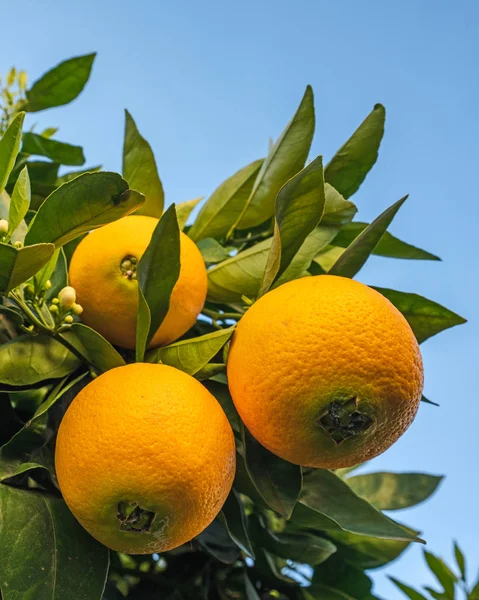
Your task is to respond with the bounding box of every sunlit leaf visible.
[0,112,25,193]
[6,166,30,241]
[22,133,85,166]
[0,242,55,293]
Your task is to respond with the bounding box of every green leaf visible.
[0,112,25,193]
[260,155,325,295]
[242,426,302,519]
[234,86,315,231]
[373,287,467,344]
[59,323,126,373]
[306,585,356,600]
[0,485,109,600]
[470,578,479,600]
[312,555,373,598]
[176,196,202,230]
[194,362,226,381]
[123,110,164,218]
[25,171,144,247]
[424,551,457,598]
[6,166,30,242]
[219,489,255,558]
[56,164,102,185]
[421,395,439,407]
[322,184,358,225]
[22,132,85,166]
[197,237,232,263]
[0,335,80,387]
[346,472,443,510]
[195,519,241,564]
[189,159,263,242]
[454,541,466,581]
[332,222,440,260]
[47,247,68,300]
[292,469,423,543]
[207,225,338,304]
[250,516,336,566]
[136,204,181,360]
[34,247,60,291]
[0,242,56,293]
[244,573,261,600]
[203,379,241,433]
[389,578,428,600]
[25,53,96,112]
[147,327,234,375]
[328,196,407,278]
[325,103,385,198]
[0,305,24,325]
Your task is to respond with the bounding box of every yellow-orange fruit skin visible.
[55,363,236,554]
[227,275,423,468]
[69,215,207,349]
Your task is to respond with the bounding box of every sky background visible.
[2,1,478,597]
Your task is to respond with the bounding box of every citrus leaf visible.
[305,585,356,600]
[25,171,144,247]
[0,335,80,387]
[136,204,181,361]
[388,578,428,600]
[292,469,423,543]
[177,196,202,230]
[470,578,479,599]
[346,472,443,510]
[147,327,234,375]
[0,190,27,243]
[194,362,226,381]
[207,225,338,304]
[234,86,315,231]
[242,426,302,519]
[189,160,263,242]
[454,541,466,581]
[34,247,61,292]
[325,104,385,198]
[56,164,102,185]
[0,112,25,193]
[260,155,325,295]
[25,53,96,112]
[0,242,56,293]
[203,379,241,433]
[195,519,241,564]
[322,183,357,225]
[0,305,24,325]
[373,287,467,343]
[0,485,109,600]
[6,166,30,242]
[312,555,373,597]
[421,394,439,407]
[219,488,255,558]
[197,237,232,263]
[244,573,261,600]
[333,222,440,260]
[46,248,68,300]
[22,133,85,167]
[424,550,457,598]
[123,110,164,218]
[250,516,336,566]
[328,196,407,278]
[59,323,126,373]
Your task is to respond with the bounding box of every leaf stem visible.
[202,308,243,321]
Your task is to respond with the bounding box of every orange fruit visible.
[55,363,236,554]
[69,215,207,349]
[227,275,423,468]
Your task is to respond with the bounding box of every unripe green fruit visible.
[58,286,76,310]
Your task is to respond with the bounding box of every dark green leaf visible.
[260,155,325,295]
[136,204,181,360]
[22,132,85,166]
[347,472,443,510]
[470,578,479,599]
[203,379,241,433]
[197,237,232,263]
[0,242,56,293]
[25,171,144,247]
[146,327,234,375]
[373,287,467,343]
[306,585,356,600]
[312,555,373,597]
[325,104,385,198]
[0,335,80,386]
[219,489,255,557]
[189,160,263,242]
[0,485,109,600]
[328,196,407,278]
[59,323,126,373]
[424,551,457,598]
[333,222,440,260]
[322,184,357,225]
[244,573,261,600]
[25,53,96,112]
[421,395,439,407]
[243,426,302,519]
[0,305,24,325]
[7,166,30,240]
[292,469,422,543]
[56,164,102,185]
[234,86,315,231]
[123,110,164,218]
[454,541,466,581]
[207,225,338,304]
[176,197,202,230]
[0,112,25,193]
[195,519,241,564]
[389,578,428,600]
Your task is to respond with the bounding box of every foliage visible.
[0,54,467,600]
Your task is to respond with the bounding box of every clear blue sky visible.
[3,1,478,597]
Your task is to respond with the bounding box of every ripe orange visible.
[69,215,207,349]
[227,275,423,468]
[55,363,236,554]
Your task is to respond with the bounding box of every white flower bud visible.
[58,286,77,310]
